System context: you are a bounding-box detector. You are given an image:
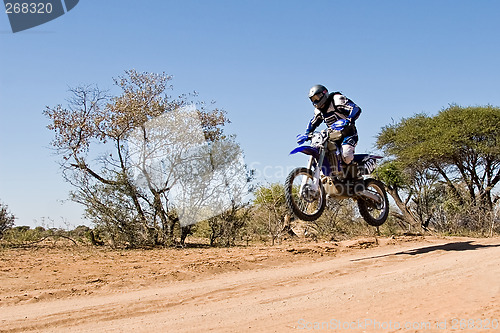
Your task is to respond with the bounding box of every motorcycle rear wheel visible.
[285,167,326,221]
[357,179,389,226]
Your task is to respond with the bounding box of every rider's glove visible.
[296,133,309,144]
[345,118,352,126]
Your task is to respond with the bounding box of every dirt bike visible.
[285,120,389,226]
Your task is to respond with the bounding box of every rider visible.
[297,84,362,165]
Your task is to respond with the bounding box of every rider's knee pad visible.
[341,144,355,164]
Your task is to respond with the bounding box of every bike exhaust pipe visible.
[356,190,382,204]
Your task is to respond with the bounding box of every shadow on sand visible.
[351,241,500,262]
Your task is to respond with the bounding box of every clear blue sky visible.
[1,1,500,227]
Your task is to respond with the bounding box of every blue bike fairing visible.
[289,145,320,158]
[289,146,332,176]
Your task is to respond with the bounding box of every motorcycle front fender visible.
[289,146,320,159]
[289,146,332,176]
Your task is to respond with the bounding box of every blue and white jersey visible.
[305,92,361,134]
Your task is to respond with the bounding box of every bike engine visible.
[321,176,348,198]
[322,176,366,199]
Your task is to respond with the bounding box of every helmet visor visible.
[309,92,324,104]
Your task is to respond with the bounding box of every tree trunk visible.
[386,186,420,230]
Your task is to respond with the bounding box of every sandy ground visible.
[0,236,499,332]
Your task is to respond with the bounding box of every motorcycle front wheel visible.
[285,167,326,221]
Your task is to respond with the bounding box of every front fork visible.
[301,149,325,193]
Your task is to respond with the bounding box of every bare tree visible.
[44,70,238,247]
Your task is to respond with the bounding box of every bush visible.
[2,226,46,244]
[0,202,16,238]
[207,204,252,247]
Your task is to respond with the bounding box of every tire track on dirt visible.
[1,238,499,332]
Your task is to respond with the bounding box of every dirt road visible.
[1,236,499,332]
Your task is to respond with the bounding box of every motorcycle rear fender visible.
[353,154,383,175]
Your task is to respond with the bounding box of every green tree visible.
[375,160,445,230]
[0,202,16,238]
[253,183,289,245]
[377,105,500,231]
[375,160,419,229]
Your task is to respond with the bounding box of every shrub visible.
[0,202,16,238]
